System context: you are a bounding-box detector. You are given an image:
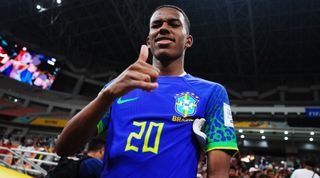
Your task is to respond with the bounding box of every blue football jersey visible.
[97,74,238,178]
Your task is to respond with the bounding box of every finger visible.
[128,71,151,83]
[130,63,159,82]
[137,60,160,73]
[130,80,159,91]
[137,45,149,62]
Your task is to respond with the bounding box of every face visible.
[147,7,193,62]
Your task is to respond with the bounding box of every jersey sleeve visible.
[204,84,238,156]
[97,108,111,135]
[96,83,112,135]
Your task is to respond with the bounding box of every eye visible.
[169,20,181,27]
[151,21,163,28]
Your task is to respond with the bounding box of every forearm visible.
[55,91,114,156]
[55,45,159,156]
[207,150,231,178]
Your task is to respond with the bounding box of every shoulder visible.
[81,157,102,165]
[184,74,226,91]
[292,169,312,176]
[80,158,103,174]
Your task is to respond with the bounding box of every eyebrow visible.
[151,18,181,24]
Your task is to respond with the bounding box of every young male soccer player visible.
[56,5,238,177]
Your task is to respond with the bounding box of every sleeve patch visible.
[223,103,234,128]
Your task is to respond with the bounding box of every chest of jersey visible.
[112,81,207,123]
[103,76,209,178]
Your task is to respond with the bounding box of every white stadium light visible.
[310,131,315,135]
[239,129,243,133]
[261,135,266,140]
[260,130,264,134]
[57,0,62,4]
[284,131,288,135]
[309,138,314,142]
[240,135,245,139]
[47,60,55,66]
[36,4,41,10]
[284,137,288,140]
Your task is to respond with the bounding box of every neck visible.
[87,151,100,159]
[152,57,185,76]
[305,165,313,171]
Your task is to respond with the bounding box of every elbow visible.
[54,139,73,157]
[54,143,66,157]
[54,147,66,157]
[55,145,74,157]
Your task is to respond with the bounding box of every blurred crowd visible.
[197,152,320,178]
[1,135,320,178]
[0,135,57,170]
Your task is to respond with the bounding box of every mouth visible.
[155,36,175,45]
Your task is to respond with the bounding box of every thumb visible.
[137,45,149,62]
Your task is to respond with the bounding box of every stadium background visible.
[0,0,319,177]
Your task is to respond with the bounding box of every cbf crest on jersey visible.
[175,92,199,117]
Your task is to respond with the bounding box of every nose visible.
[159,22,170,34]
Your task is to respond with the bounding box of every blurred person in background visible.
[291,159,319,178]
[15,138,36,169]
[229,166,241,178]
[274,167,289,178]
[0,138,13,165]
[249,167,262,178]
[78,138,105,178]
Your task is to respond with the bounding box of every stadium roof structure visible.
[1,0,320,91]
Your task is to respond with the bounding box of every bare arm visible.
[55,45,159,156]
[207,150,231,178]
[55,92,114,156]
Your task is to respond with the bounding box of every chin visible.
[155,52,179,63]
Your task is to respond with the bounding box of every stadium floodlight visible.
[35,4,48,12]
[284,131,288,135]
[284,137,288,140]
[36,4,41,10]
[57,0,62,4]
[309,138,314,142]
[47,60,55,66]
[239,129,243,133]
[310,131,315,135]
[261,135,266,140]
[240,135,245,139]
[260,130,264,134]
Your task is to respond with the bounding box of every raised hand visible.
[102,45,160,100]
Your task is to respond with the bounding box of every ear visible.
[185,35,193,48]
[146,36,151,48]
[99,147,104,154]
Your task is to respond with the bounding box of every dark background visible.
[1,0,320,91]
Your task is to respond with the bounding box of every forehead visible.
[150,7,185,23]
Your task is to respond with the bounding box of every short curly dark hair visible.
[87,137,105,152]
[151,5,191,34]
[305,159,316,167]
